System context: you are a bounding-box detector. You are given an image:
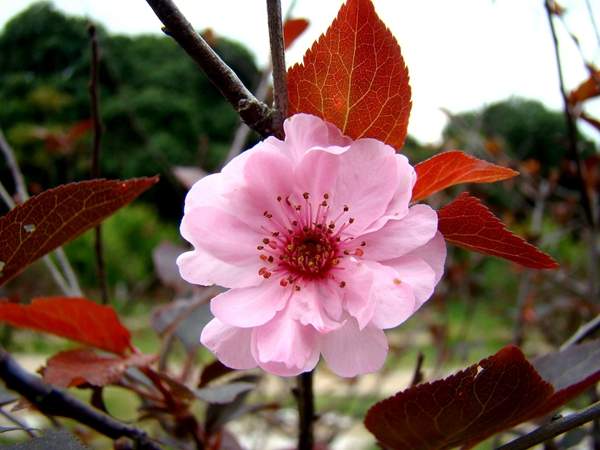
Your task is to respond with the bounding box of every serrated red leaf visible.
[43,349,156,388]
[438,192,558,269]
[287,0,411,149]
[283,18,309,49]
[0,297,132,355]
[364,344,600,450]
[0,177,158,286]
[412,151,518,201]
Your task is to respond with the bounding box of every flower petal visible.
[342,261,376,329]
[321,319,388,377]
[365,261,417,329]
[403,231,447,283]
[181,206,262,264]
[363,154,417,233]
[177,249,261,288]
[327,138,399,234]
[360,204,438,261]
[294,149,340,200]
[289,281,343,332]
[211,280,291,328]
[200,318,257,370]
[283,113,351,161]
[384,256,437,307]
[252,307,320,376]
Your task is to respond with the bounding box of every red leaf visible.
[0,297,132,355]
[283,18,309,49]
[43,349,156,388]
[287,0,411,150]
[438,192,558,269]
[569,70,600,105]
[412,151,518,201]
[0,177,158,286]
[364,345,600,450]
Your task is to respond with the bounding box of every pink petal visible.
[227,148,296,226]
[384,256,437,307]
[181,206,261,264]
[327,138,399,234]
[365,261,417,329]
[252,307,320,376]
[294,149,340,200]
[341,262,376,329]
[200,318,257,370]
[184,173,223,214]
[321,320,388,377]
[363,154,417,233]
[404,232,447,283]
[177,249,261,288]
[283,113,351,161]
[288,281,343,332]
[360,204,438,261]
[210,280,291,328]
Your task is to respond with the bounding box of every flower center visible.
[282,229,337,278]
[256,192,367,288]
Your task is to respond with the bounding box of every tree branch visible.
[296,371,315,450]
[544,0,596,228]
[144,0,274,136]
[266,0,288,137]
[496,401,600,450]
[88,24,109,305]
[0,348,163,450]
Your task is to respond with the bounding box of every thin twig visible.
[0,129,27,205]
[544,0,596,228]
[585,0,600,47]
[88,24,109,304]
[0,128,82,296]
[266,0,288,137]
[296,371,315,450]
[0,407,37,438]
[496,401,600,450]
[0,348,163,449]
[561,314,600,349]
[409,352,425,388]
[144,0,273,136]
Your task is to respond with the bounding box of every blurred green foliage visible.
[442,98,596,172]
[64,204,178,289]
[0,2,260,219]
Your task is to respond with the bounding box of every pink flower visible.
[178,114,446,377]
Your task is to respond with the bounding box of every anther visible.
[348,217,355,224]
[361,241,366,246]
[321,200,328,207]
[343,205,349,212]
[268,256,274,263]
[272,231,279,237]
[339,281,346,288]
[303,192,310,199]
[354,248,364,257]
[323,193,329,199]
[280,279,289,287]
[257,245,264,250]
[393,278,402,285]
[294,285,301,291]
[262,238,270,244]
[277,195,282,201]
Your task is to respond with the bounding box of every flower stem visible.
[297,371,315,450]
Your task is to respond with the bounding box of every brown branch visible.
[544,0,596,228]
[88,24,109,305]
[296,371,315,450]
[144,0,274,136]
[0,348,163,450]
[409,352,425,388]
[496,401,600,450]
[266,0,288,137]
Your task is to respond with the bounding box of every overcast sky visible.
[1,0,599,144]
